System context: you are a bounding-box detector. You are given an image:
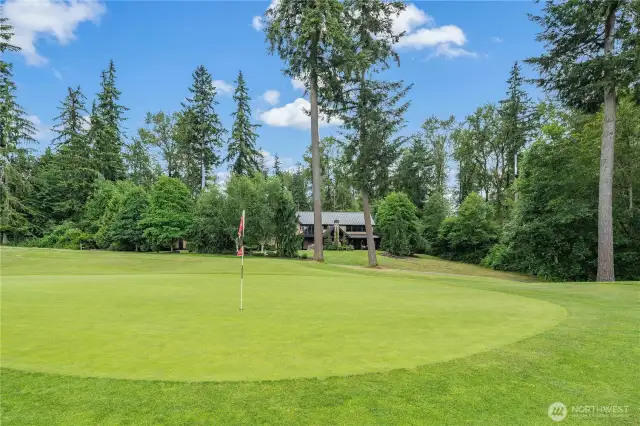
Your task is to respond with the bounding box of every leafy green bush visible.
[421,191,450,254]
[324,242,354,251]
[376,192,423,256]
[36,222,92,250]
[435,193,498,264]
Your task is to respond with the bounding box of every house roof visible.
[297,211,375,226]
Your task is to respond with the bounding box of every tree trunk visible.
[597,5,617,282]
[362,189,378,267]
[2,232,8,245]
[310,31,324,262]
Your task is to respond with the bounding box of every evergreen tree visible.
[338,0,408,267]
[49,86,98,220]
[272,153,282,177]
[498,62,534,194]
[394,135,432,209]
[227,70,261,176]
[177,65,226,194]
[0,12,36,243]
[92,60,128,181]
[272,183,301,257]
[526,1,640,281]
[265,0,351,262]
[289,163,310,210]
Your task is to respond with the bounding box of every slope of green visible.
[312,250,535,281]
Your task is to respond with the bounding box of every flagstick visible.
[240,209,245,311]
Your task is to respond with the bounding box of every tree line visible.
[1,1,639,281]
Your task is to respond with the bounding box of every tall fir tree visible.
[265,0,351,262]
[177,65,226,194]
[272,153,282,176]
[92,60,128,181]
[49,86,98,220]
[339,0,408,267]
[394,135,433,209]
[526,1,640,281]
[289,163,310,210]
[227,70,261,176]
[498,62,534,200]
[0,11,36,243]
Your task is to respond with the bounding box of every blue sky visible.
[6,0,544,177]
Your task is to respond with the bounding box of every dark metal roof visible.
[297,211,375,226]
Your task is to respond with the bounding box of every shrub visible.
[37,222,92,250]
[435,193,498,264]
[421,191,450,254]
[376,192,423,256]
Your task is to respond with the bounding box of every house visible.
[297,211,381,250]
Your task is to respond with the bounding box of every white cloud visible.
[52,68,62,80]
[251,16,264,31]
[4,0,106,66]
[213,80,234,95]
[291,77,305,91]
[392,4,478,59]
[396,25,466,50]
[261,90,280,106]
[431,43,478,59]
[252,0,279,31]
[491,36,503,43]
[258,97,341,130]
[392,3,432,35]
[27,115,54,142]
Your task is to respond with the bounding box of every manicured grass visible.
[312,249,536,281]
[1,247,638,424]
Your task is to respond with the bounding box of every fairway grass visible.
[1,247,638,424]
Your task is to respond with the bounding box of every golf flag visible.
[238,213,244,237]
[239,210,245,311]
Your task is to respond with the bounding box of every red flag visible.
[238,214,244,237]
[236,246,244,257]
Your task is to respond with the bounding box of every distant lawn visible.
[308,249,535,281]
[1,247,638,425]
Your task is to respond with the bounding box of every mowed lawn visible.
[1,248,638,425]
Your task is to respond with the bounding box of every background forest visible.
[1,1,638,281]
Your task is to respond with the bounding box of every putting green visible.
[1,250,566,381]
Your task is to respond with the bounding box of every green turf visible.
[311,249,536,281]
[1,247,638,425]
[1,248,564,381]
